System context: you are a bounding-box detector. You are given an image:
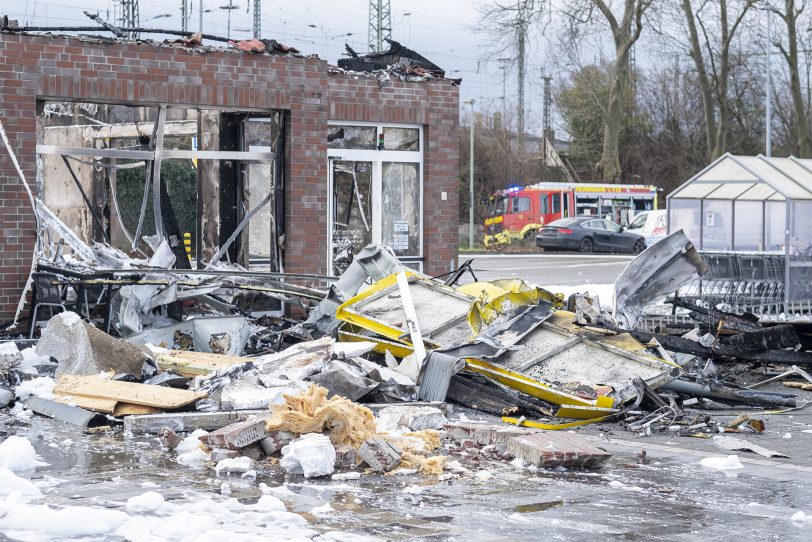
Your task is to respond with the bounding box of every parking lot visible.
[460,253,635,287]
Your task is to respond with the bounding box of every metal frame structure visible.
[667,153,812,320]
[36,104,279,272]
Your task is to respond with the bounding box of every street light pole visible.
[464,98,476,248]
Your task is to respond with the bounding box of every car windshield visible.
[547,218,580,227]
[628,213,648,229]
[487,196,508,218]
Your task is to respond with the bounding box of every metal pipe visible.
[766,8,773,157]
[661,379,796,408]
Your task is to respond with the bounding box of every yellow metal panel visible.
[337,329,414,358]
[464,357,616,416]
[502,414,615,430]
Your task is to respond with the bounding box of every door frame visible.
[326,121,424,274]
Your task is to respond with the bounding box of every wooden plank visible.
[112,403,164,417]
[783,381,812,391]
[54,394,117,414]
[157,351,247,377]
[55,375,207,409]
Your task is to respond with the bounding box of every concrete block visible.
[358,436,402,472]
[240,442,266,462]
[375,405,448,432]
[124,410,266,434]
[506,432,611,468]
[280,434,335,478]
[36,312,148,377]
[445,423,537,453]
[157,427,184,450]
[333,444,357,469]
[211,448,241,462]
[259,431,295,455]
[201,416,269,450]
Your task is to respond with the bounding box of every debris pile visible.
[1,231,812,531]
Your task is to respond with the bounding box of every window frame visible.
[327,120,424,273]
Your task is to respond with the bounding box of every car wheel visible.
[578,237,593,253]
[633,240,646,254]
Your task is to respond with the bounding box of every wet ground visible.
[3,396,812,542]
[460,253,634,287]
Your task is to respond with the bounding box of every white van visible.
[626,210,667,246]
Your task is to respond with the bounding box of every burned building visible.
[0,30,460,322]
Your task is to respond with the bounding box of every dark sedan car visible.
[535,217,647,254]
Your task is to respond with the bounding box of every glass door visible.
[327,123,423,275]
[381,162,420,257]
[330,160,373,275]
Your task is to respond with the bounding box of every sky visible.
[4,0,563,132]
[3,1,777,136]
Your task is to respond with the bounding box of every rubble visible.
[37,312,152,377]
[358,436,402,473]
[1,234,812,538]
[279,434,336,478]
[507,432,612,468]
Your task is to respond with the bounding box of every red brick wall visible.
[0,32,459,320]
[328,75,460,277]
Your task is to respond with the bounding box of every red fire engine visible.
[483,182,658,247]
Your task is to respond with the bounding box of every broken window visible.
[327,125,376,150]
[35,102,284,272]
[332,160,373,274]
[382,127,420,151]
[327,122,423,274]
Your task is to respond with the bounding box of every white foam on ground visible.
[0,436,48,472]
[700,455,744,471]
[215,456,254,475]
[13,377,55,401]
[0,489,323,542]
[0,468,42,497]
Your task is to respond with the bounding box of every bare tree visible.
[681,0,755,160]
[562,1,653,181]
[773,0,812,156]
[477,1,546,139]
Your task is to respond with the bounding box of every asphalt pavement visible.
[459,253,635,287]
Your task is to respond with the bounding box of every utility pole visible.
[221,0,237,40]
[115,0,139,39]
[253,0,261,38]
[182,0,188,32]
[516,2,529,140]
[497,58,511,120]
[368,0,391,52]
[199,0,203,36]
[541,70,552,167]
